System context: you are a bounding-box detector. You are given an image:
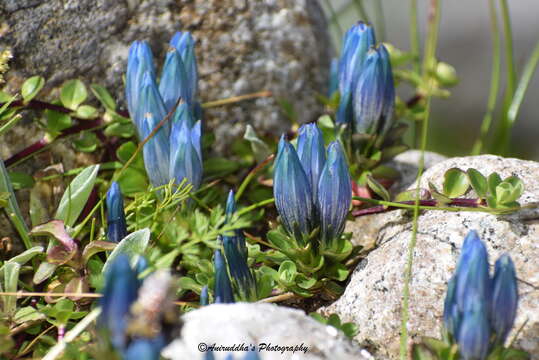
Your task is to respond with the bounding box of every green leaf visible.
[81,241,117,264]
[104,122,135,138]
[60,79,87,110]
[267,229,292,251]
[102,228,151,274]
[203,157,241,178]
[325,263,349,281]
[73,132,98,153]
[116,167,148,195]
[244,124,271,163]
[488,173,503,196]
[317,115,336,144]
[55,164,100,227]
[504,176,524,200]
[90,84,116,110]
[366,175,390,201]
[13,306,45,324]
[8,171,35,190]
[278,260,297,285]
[75,105,98,119]
[467,168,488,198]
[33,262,58,284]
[2,262,20,314]
[178,276,203,293]
[21,76,45,103]
[443,168,469,198]
[496,182,520,205]
[45,110,72,134]
[0,246,43,277]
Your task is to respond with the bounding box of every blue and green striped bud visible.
[126,41,156,121]
[443,275,461,340]
[200,285,209,306]
[169,119,203,190]
[213,250,235,304]
[490,254,518,345]
[106,182,127,243]
[297,123,326,204]
[159,47,190,114]
[170,31,198,108]
[457,294,491,360]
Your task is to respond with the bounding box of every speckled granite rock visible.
[322,155,539,358]
[162,303,372,360]
[1,0,331,151]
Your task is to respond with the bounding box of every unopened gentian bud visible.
[273,136,315,238]
[317,142,351,247]
[336,22,376,125]
[222,235,256,301]
[169,32,198,107]
[244,351,261,360]
[457,295,490,360]
[135,71,168,137]
[352,44,395,137]
[159,47,189,114]
[169,119,203,190]
[200,285,209,306]
[297,123,326,203]
[106,182,127,243]
[443,275,461,339]
[455,230,490,313]
[99,254,139,350]
[213,250,235,304]
[490,254,518,345]
[126,41,156,120]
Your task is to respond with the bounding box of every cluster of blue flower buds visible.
[273,123,352,248]
[125,32,203,191]
[335,22,395,139]
[205,191,257,304]
[204,350,260,360]
[443,230,519,360]
[106,181,128,243]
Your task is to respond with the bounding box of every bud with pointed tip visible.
[213,250,235,304]
[126,41,156,121]
[106,182,127,243]
[490,254,518,345]
[457,295,490,360]
[169,31,198,107]
[159,48,189,114]
[297,123,326,204]
[169,119,203,190]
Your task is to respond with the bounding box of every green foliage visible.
[310,312,359,339]
[21,76,45,103]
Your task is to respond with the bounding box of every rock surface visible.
[322,155,539,358]
[1,0,331,151]
[162,303,372,360]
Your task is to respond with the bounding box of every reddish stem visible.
[352,198,483,217]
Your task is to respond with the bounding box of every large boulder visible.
[1,0,331,151]
[162,303,372,360]
[321,155,539,358]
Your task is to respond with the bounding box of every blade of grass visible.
[472,0,502,155]
[409,0,421,74]
[400,0,441,358]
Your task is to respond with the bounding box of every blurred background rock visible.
[320,0,539,159]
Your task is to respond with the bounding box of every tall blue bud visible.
[273,136,315,238]
[353,44,395,136]
[213,250,235,304]
[159,48,189,114]
[455,231,490,313]
[106,182,127,243]
[336,22,375,125]
[200,285,209,306]
[317,142,352,246]
[126,41,156,121]
[457,295,490,360]
[222,235,256,302]
[99,255,139,350]
[124,338,161,360]
[297,123,326,204]
[490,254,518,345]
[443,275,461,340]
[170,32,198,107]
[169,119,203,190]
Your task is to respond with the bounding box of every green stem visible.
[400,1,440,358]
[235,154,274,202]
[493,0,516,155]
[506,40,539,128]
[237,198,275,217]
[472,0,501,155]
[409,0,421,74]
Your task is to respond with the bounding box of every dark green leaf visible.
[60,80,87,110]
[75,105,98,119]
[443,168,469,198]
[21,76,45,103]
[90,84,116,110]
[8,171,35,190]
[488,173,502,196]
[73,132,98,153]
[467,168,488,198]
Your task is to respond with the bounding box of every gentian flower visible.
[457,295,490,360]
[443,275,461,339]
[169,31,198,108]
[169,119,203,190]
[213,249,235,304]
[352,44,395,137]
[336,22,376,126]
[297,123,326,204]
[490,254,518,345]
[199,285,209,306]
[126,41,156,121]
[159,47,189,114]
[106,182,128,243]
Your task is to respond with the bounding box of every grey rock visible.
[162,303,372,360]
[1,0,331,152]
[322,155,539,358]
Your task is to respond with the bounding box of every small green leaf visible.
[317,115,336,144]
[278,260,297,284]
[102,228,151,274]
[244,124,271,163]
[3,262,20,314]
[496,182,521,205]
[45,110,72,134]
[13,306,45,324]
[504,176,524,200]
[33,262,58,284]
[75,105,98,119]
[21,76,45,103]
[73,132,98,153]
[81,241,117,264]
[116,167,148,195]
[488,173,502,196]
[366,175,390,201]
[90,84,116,110]
[467,168,488,198]
[104,122,135,138]
[178,276,203,293]
[0,246,43,277]
[55,164,100,227]
[443,168,469,198]
[60,79,87,110]
[8,171,35,190]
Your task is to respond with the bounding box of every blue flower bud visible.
[169,119,203,190]
[225,189,236,223]
[213,250,235,304]
[353,44,395,136]
[106,182,127,243]
[204,351,216,360]
[317,142,352,246]
[171,102,196,131]
[170,32,198,107]
[126,41,156,120]
[273,137,315,238]
[455,231,490,313]
[222,234,256,301]
[136,71,169,137]
[297,123,326,203]
[443,275,461,339]
[336,22,376,125]
[490,254,518,345]
[200,285,209,306]
[457,295,490,360]
[328,58,339,96]
[244,350,261,360]
[159,47,190,114]
[99,255,139,350]
[124,338,161,360]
